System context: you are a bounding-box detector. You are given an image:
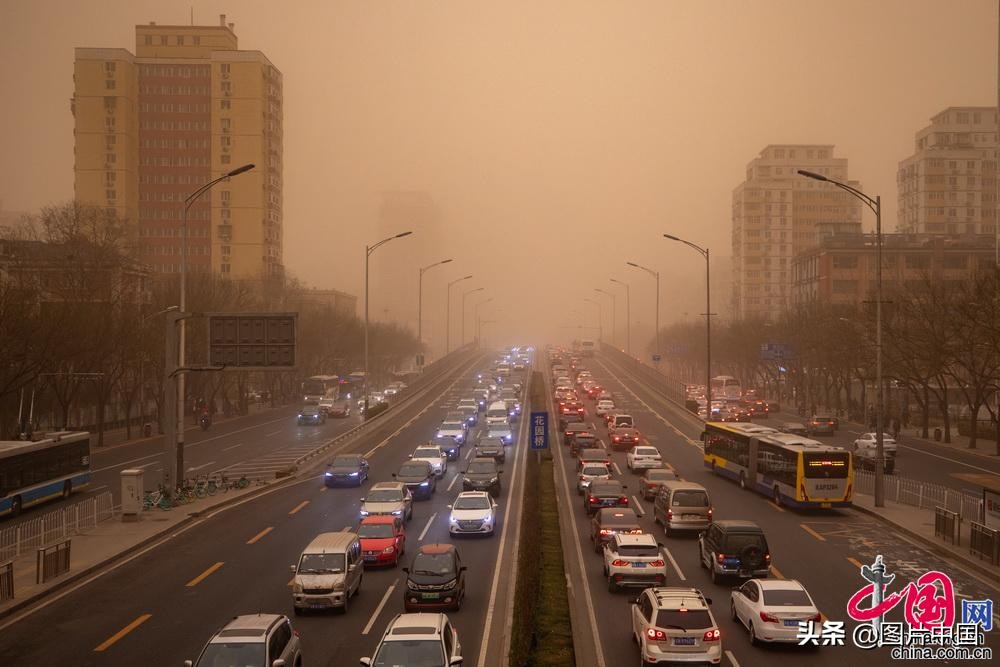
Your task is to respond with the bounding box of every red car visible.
[358,515,406,567]
[561,401,586,416]
[609,427,641,451]
[586,384,605,400]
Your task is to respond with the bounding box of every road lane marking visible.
[612,462,623,475]
[847,557,864,569]
[800,524,827,542]
[725,650,741,667]
[365,371,470,458]
[94,613,152,652]
[289,500,309,515]
[223,443,243,451]
[186,562,224,587]
[363,581,398,635]
[898,443,999,474]
[447,472,461,492]
[766,501,785,513]
[631,496,645,516]
[246,527,273,544]
[418,513,437,541]
[770,565,785,579]
[186,460,216,472]
[663,545,686,581]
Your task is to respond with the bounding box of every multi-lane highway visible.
[555,352,998,667]
[0,352,531,666]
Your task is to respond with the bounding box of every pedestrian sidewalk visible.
[0,483,269,620]
[852,492,999,585]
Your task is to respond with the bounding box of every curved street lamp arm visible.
[663,234,707,258]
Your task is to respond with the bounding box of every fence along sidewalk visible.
[0,491,117,562]
[853,468,983,520]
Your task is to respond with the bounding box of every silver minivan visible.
[653,481,713,535]
[291,531,363,614]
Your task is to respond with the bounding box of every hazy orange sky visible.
[0,0,995,351]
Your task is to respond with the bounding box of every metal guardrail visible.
[0,560,12,602]
[853,469,983,519]
[969,521,1000,565]
[934,506,961,545]
[0,491,116,562]
[36,539,71,584]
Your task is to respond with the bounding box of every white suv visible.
[185,614,301,667]
[604,534,668,592]
[411,446,448,477]
[631,587,721,665]
[361,612,463,666]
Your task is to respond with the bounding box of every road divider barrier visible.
[35,539,70,584]
[934,506,961,545]
[968,521,1000,565]
[0,492,116,562]
[0,561,12,603]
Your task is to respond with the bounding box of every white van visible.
[486,401,509,426]
[291,532,363,613]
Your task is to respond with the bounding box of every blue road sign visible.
[530,411,549,450]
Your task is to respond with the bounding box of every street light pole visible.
[663,234,711,420]
[364,231,413,417]
[610,278,631,355]
[418,258,453,365]
[461,287,485,347]
[445,274,473,354]
[594,288,616,347]
[627,261,660,363]
[583,298,603,341]
[170,162,254,489]
[474,297,494,346]
[798,169,885,507]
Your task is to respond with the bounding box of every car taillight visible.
[600,529,613,535]
[645,627,667,641]
[760,611,780,623]
[666,509,673,520]
[765,552,771,563]
[703,629,721,641]
[613,436,620,442]
[649,559,665,567]
[293,629,300,638]
[589,496,597,503]
[620,497,629,504]
[707,508,713,520]
[611,559,629,567]
[809,612,822,622]
[580,475,587,481]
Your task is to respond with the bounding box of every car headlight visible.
[407,579,419,590]
[391,509,403,516]
[490,477,498,484]
[332,581,346,591]
[420,481,430,487]
[360,509,370,516]
[297,414,303,419]
[382,545,395,554]
[292,582,303,593]
[324,472,333,477]
[349,472,359,477]
[436,432,445,438]
[455,435,464,443]
[449,515,459,524]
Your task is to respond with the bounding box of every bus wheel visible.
[739,472,746,490]
[62,481,72,499]
[11,496,22,517]
[773,486,782,506]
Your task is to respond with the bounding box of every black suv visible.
[463,457,502,496]
[393,461,436,500]
[698,520,771,584]
[402,543,467,611]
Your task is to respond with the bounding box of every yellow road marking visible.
[289,501,309,515]
[186,561,224,587]
[770,565,785,579]
[800,524,827,542]
[847,557,864,569]
[321,486,328,491]
[94,614,152,652]
[246,527,274,544]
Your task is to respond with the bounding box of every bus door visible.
[748,437,760,484]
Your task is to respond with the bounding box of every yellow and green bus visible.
[702,422,852,508]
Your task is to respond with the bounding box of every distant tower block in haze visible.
[72,15,283,281]
[731,144,863,321]
[897,107,998,237]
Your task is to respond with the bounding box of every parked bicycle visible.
[142,486,172,511]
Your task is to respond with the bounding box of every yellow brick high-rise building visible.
[72,15,283,280]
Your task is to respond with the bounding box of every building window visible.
[221,99,231,110]
[105,79,116,90]
[144,35,152,45]
[221,263,231,274]
[832,256,858,269]
[221,154,231,164]
[160,35,167,45]
[177,35,184,45]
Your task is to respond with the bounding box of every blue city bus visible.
[0,431,91,517]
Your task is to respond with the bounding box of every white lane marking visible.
[725,650,741,667]
[418,512,437,541]
[186,461,216,472]
[447,472,461,492]
[183,414,294,449]
[663,544,686,581]
[465,447,475,460]
[631,496,645,516]
[265,430,282,437]
[364,372,469,458]
[362,581,398,635]
[93,451,161,473]
[898,443,1000,474]
[612,462,623,476]
[136,461,159,469]
[223,443,243,451]
[596,358,701,445]
[90,485,108,493]
[477,379,532,667]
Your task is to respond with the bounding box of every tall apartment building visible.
[72,15,283,280]
[732,145,863,320]
[897,107,998,237]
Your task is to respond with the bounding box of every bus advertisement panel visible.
[0,431,91,516]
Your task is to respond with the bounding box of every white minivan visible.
[291,532,363,614]
[486,401,509,426]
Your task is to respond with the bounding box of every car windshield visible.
[367,489,403,502]
[372,639,446,667]
[332,456,361,467]
[195,642,266,667]
[635,448,658,456]
[591,482,623,495]
[441,421,464,429]
[654,609,713,631]
[302,407,319,415]
[467,461,497,474]
[671,491,709,507]
[358,523,395,538]
[411,552,456,576]
[414,449,440,458]
[298,552,345,573]
[617,544,660,557]
[399,464,429,477]
[762,588,813,606]
[646,470,673,481]
[454,496,491,510]
[488,427,508,435]
[582,466,609,475]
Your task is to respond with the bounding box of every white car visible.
[361,613,462,667]
[448,491,498,536]
[410,446,448,477]
[595,399,616,416]
[436,420,468,445]
[577,462,612,495]
[626,445,663,473]
[853,432,898,458]
[487,423,514,445]
[632,587,722,665]
[360,482,413,521]
[730,579,820,645]
[603,533,668,592]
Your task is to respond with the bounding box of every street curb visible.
[850,504,999,585]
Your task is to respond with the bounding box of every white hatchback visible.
[730,578,820,644]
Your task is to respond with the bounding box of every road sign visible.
[530,411,549,450]
[208,313,298,370]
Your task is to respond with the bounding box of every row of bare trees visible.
[0,203,421,442]
[650,270,1000,452]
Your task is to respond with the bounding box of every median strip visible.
[94,613,152,652]
[186,562,224,587]
[246,527,274,544]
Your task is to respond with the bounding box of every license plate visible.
[602,499,615,506]
[632,562,646,568]
[364,555,377,562]
[784,619,800,627]
[309,604,327,609]
[673,637,696,646]
[683,514,700,520]
[420,592,440,600]
[821,502,831,508]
